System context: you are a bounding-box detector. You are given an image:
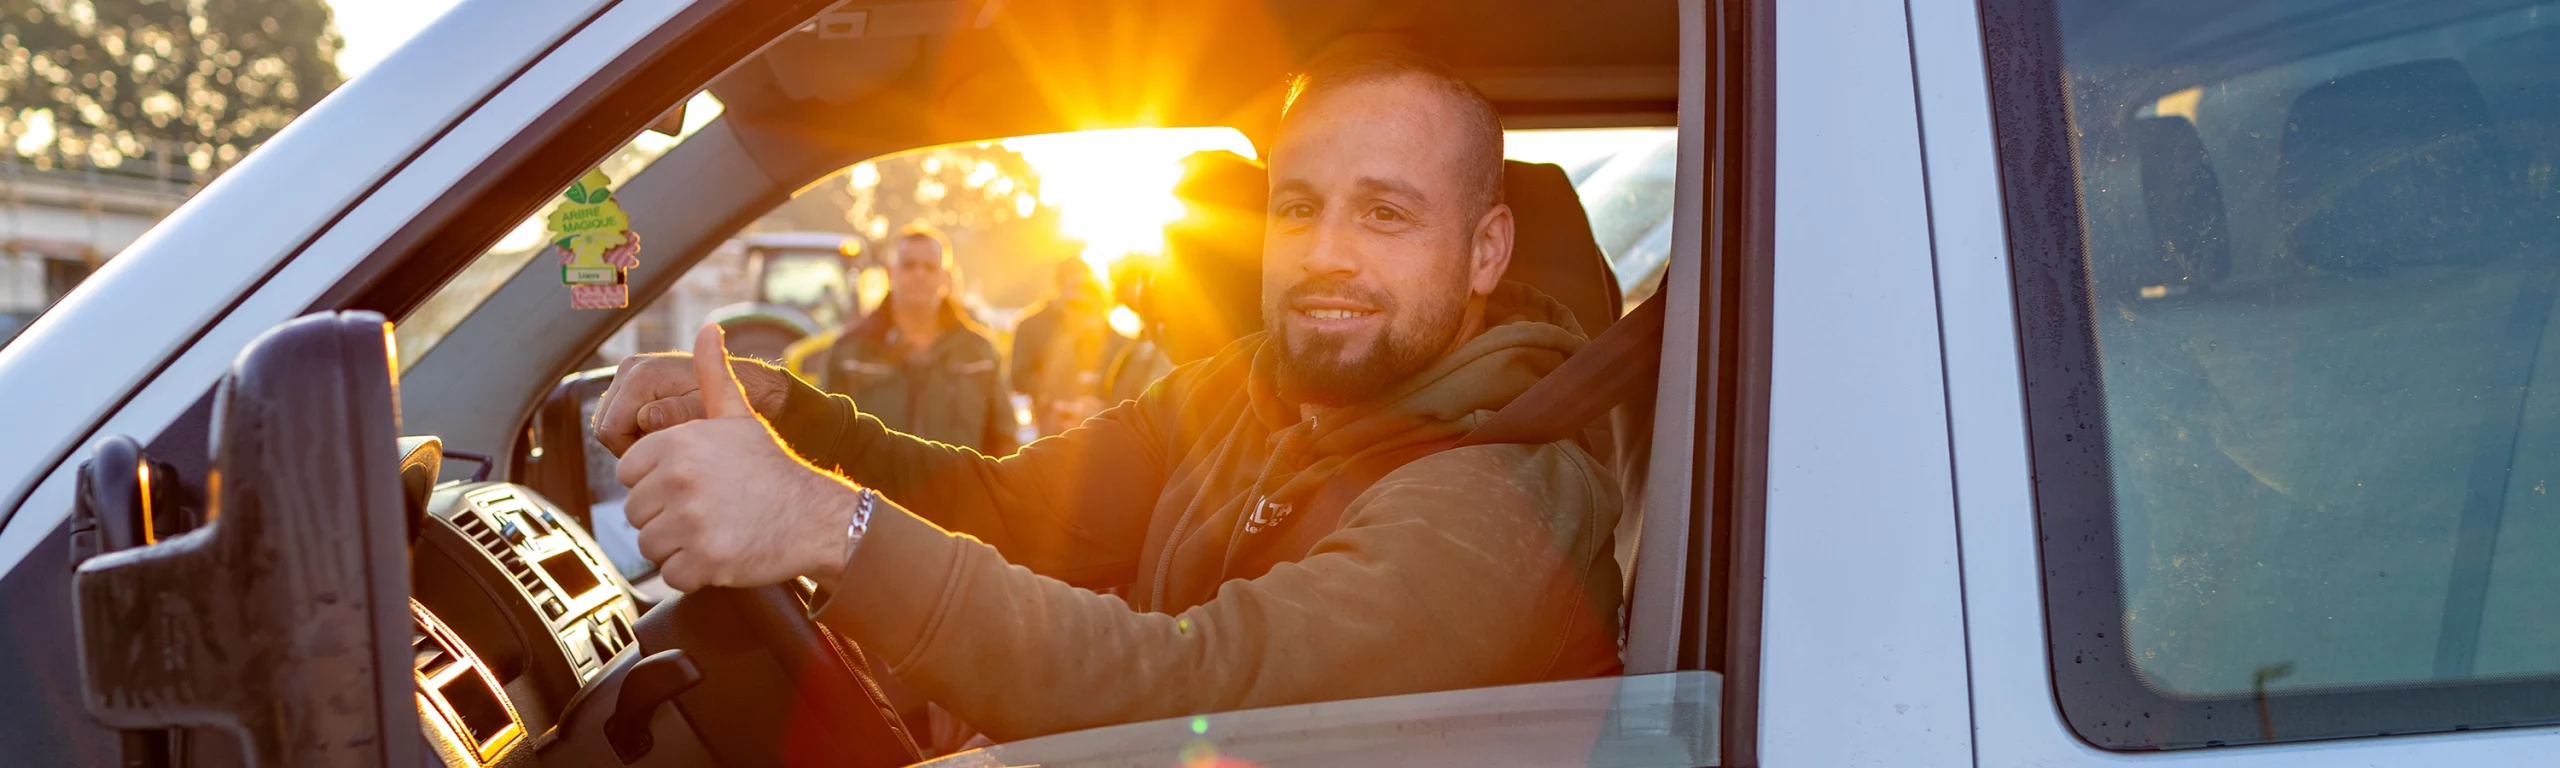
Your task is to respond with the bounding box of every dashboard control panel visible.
[417,482,640,747]
[440,484,639,677]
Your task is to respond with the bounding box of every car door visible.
[0,0,835,760]
[1929,0,2560,763]
[1748,0,1982,764]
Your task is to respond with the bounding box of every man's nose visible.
[1299,216,1362,278]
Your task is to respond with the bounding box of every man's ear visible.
[1470,203,1515,296]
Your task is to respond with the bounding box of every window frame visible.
[1978,0,2560,750]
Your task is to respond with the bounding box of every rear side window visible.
[1984,0,2560,749]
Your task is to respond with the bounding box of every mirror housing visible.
[521,366,655,582]
[70,310,420,767]
[522,367,614,528]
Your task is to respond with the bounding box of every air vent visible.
[413,630,457,679]
[450,508,552,602]
[589,612,634,662]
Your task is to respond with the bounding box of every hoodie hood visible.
[1237,281,1588,506]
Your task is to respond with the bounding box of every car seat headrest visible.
[1153,151,1269,364]
[2277,59,2510,274]
[1500,160,1623,337]
[2113,117,2231,297]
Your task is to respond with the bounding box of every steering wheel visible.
[633,582,926,767]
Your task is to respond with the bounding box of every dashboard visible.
[412,478,642,765]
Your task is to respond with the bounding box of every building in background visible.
[0,159,194,340]
[0,0,343,343]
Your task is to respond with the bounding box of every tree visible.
[0,0,343,181]
[832,142,1078,309]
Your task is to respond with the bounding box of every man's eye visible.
[1278,202,1316,219]
[1368,206,1403,223]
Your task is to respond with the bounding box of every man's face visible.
[890,236,950,311]
[1263,77,1494,407]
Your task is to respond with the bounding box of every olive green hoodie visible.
[773,282,1623,742]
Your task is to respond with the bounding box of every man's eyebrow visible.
[1266,176,1433,205]
[1270,178,1318,199]
[1354,176,1431,204]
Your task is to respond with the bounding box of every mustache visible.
[1277,276,1394,312]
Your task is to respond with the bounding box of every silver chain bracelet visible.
[843,487,877,567]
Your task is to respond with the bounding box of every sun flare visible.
[1002,127,1257,273]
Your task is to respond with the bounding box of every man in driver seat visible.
[596,48,1623,742]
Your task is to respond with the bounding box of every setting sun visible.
[1002,127,1258,272]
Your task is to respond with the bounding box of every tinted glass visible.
[1991,0,2560,747]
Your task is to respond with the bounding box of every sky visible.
[329,0,469,77]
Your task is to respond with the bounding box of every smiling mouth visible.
[1300,308,1376,321]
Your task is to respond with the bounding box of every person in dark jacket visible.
[597,48,1618,742]
[1009,257,1126,437]
[817,223,1018,457]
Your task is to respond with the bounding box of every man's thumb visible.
[692,324,756,420]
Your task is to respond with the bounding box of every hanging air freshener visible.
[549,168,642,309]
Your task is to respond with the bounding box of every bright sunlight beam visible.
[1002,127,1257,272]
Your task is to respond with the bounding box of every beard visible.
[1269,266,1471,408]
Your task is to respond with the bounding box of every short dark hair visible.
[895,222,954,269]
[1280,47,1506,215]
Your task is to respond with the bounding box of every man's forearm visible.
[805,467,1619,743]
[767,371,875,474]
[764,370,1169,585]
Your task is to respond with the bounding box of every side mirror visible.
[70,310,420,767]
[522,367,655,582]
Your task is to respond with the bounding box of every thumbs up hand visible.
[591,344,792,458]
[619,325,861,592]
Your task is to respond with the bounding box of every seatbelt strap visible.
[1461,288,1669,447]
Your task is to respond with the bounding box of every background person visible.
[815,223,1018,456]
[1009,257,1125,436]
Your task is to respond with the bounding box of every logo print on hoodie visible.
[1243,496,1292,534]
